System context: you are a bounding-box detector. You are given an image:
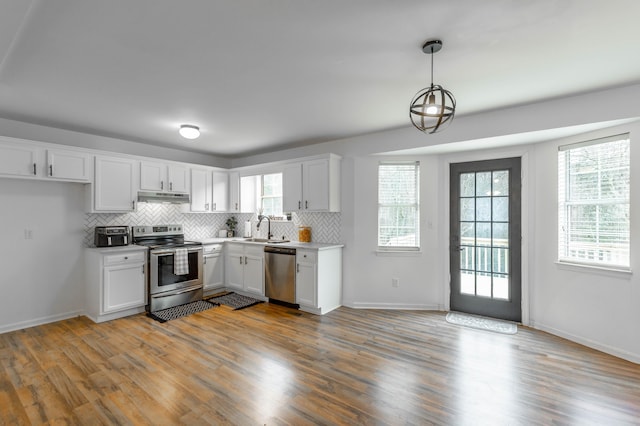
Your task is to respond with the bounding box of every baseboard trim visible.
[345,301,441,311]
[0,310,83,335]
[532,321,640,364]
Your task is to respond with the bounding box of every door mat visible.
[206,292,263,310]
[445,311,518,335]
[148,300,218,323]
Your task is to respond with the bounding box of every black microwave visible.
[94,226,129,247]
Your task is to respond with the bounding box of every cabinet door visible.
[47,149,91,181]
[303,159,329,211]
[204,254,224,291]
[168,165,189,193]
[296,260,317,307]
[103,263,146,313]
[190,168,212,212]
[228,171,240,212]
[140,161,165,191]
[283,163,302,212]
[225,249,244,290]
[94,156,137,212]
[243,254,264,296]
[212,171,229,211]
[0,142,40,177]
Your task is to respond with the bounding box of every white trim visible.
[531,321,640,365]
[346,301,441,310]
[375,250,422,257]
[555,261,632,277]
[0,310,83,334]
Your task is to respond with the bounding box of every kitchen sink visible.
[244,238,290,244]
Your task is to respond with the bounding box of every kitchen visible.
[1,1,640,423]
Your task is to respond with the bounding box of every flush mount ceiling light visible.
[179,124,200,139]
[409,39,456,134]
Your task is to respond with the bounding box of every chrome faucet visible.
[257,215,273,239]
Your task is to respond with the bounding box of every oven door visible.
[149,246,203,295]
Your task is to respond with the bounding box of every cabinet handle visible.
[244,256,248,264]
[298,201,301,209]
[49,164,53,176]
[239,256,243,265]
[235,202,238,210]
[124,256,128,260]
[297,263,299,273]
[204,257,207,264]
[142,265,145,274]
[33,163,37,175]
[305,200,308,209]
[132,200,135,209]
[170,182,173,191]
[161,181,164,190]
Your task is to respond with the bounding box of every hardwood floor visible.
[1,303,639,425]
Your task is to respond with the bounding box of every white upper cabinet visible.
[0,141,41,178]
[0,138,91,182]
[283,163,303,212]
[212,170,229,212]
[228,171,240,213]
[140,161,189,193]
[47,149,91,182]
[92,156,138,212]
[188,168,212,213]
[283,154,341,212]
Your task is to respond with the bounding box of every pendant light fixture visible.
[179,124,200,139]
[409,39,456,134]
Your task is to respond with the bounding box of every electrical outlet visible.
[392,277,399,288]
[24,229,33,240]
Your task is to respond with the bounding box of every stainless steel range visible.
[132,225,203,312]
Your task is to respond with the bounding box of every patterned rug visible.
[206,292,263,310]
[445,311,518,335]
[148,300,217,323]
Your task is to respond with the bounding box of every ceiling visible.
[1,0,639,158]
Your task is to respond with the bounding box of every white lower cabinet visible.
[203,244,225,296]
[225,243,264,296]
[296,247,342,315]
[85,246,148,323]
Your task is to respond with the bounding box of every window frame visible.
[260,172,284,218]
[377,161,420,252]
[557,133,630,269]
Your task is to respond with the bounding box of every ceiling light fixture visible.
[409,39,456,134]
[179,124,200,139]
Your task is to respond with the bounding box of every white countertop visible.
[196,238,343,251]
[86,244,148,252]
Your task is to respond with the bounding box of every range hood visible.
[137,191,190,204]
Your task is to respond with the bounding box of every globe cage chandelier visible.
[409,39,456,134]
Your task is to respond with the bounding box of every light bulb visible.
[426,93,438,115]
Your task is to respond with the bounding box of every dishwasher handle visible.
[264,246,296,255]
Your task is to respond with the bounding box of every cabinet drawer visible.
[104,251,145,266]
[203,244,223,254]
[297,250,316,263]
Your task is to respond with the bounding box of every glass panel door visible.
[450,158,521,322]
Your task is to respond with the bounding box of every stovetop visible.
[131,224,201,249]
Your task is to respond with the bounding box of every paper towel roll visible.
[243,220,252,237]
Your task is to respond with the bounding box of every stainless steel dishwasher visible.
[264,245,297,304]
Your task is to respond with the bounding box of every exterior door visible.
[450,157,522,322]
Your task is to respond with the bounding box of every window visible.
[558,134,630,268]
[261,173,283,217]
[378,162,420,250]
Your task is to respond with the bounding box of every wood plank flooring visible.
[1,303,639,425]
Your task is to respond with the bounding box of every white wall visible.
[342,155,443,310]
[528,122,640,363]
[0,179,86,332]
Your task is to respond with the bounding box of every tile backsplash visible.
[85,204,342,246]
